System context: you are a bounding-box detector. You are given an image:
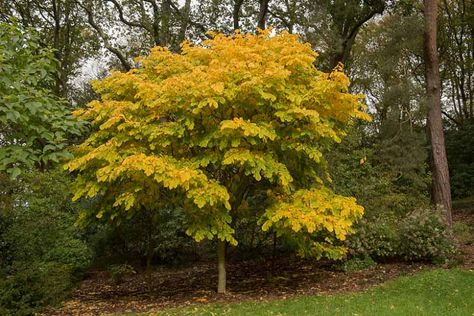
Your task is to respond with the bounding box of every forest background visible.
[0,0,473,314]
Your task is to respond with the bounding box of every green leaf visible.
[7,167,22,179]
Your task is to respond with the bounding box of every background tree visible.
[0,22,84,178]
[437,0,473,206]
[424,0,453,224]
[76,0,198,71]
[301,0,387,69]
[0,171,92,315]
[323,4,458,264]
[0,23,91,315]
[446,120,474,199]
[0,0,97,99]
[66,30,369,293]
[438,0,473,126]
[62,0,387,74]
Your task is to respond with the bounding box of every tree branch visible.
[105,0,152,32]
[77,0,131,71]
[168,0,211,38]
[442,110,461,126]
[268,8,292,32]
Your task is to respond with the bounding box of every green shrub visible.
[44,237,92,270]
[453,222,473,245]
[0,262,76,316]
[347,207,457,263]
[398,207,457,263]
[348,215,400,259]
[336,256,376,272]
[108,264,136,284]
[0,170,92,315]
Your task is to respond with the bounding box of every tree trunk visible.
[257,0,270,30]
[160,0,171,46]
[271,231,277,273]
[424,0,453,225]
[217,240,226,294]
[146,227,154,271]
[233,0,244,31]
[177,0,191,44]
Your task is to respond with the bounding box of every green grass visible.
[148,269,474,316]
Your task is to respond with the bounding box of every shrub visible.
[108,264,136,284]
[0,262,75,316]
[0,170,92,315]
[328,126,455,264]
[453,222,473,245]
[336,255,376,272]
[398,207,457,263]
[348,215,400,260]
[347,207,457,263]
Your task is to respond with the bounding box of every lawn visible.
[140,268,474,316]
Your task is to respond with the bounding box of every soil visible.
[44,209,474,316]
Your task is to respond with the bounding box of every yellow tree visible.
[66,30,370,294]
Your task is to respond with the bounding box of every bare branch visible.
[168,0,210,38]
[106,0,152,32]
[77,0,131,71]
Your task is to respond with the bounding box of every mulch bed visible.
[44,209,473,316]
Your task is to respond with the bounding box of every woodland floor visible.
[44,208,474,316]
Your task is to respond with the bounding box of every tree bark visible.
[233,0,244,30]
[257,0,270,30]
[146,218,154,271]
[177,0,191,44]
[217,240,226,294]
[159,0,171,46]
[424,0,452,225]
[329,7,384,69]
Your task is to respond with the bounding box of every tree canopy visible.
[0,22,83,178]
[66,30,369,260]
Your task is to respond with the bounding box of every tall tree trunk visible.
[233,0,244,30]
[160,0,171,46]
[424,0,453,225]
[177,0,191,44]
[51,0,64,96]
[217,240,226,294]
[257,0,270,30]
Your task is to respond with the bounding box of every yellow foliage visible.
[66,30,370,256]
[260,187,364,259]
